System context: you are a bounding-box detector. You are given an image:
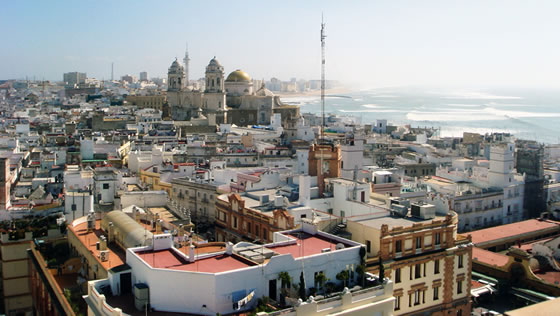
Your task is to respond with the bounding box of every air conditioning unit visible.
[100,250,109,262]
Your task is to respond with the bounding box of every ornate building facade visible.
[167,53,300,128]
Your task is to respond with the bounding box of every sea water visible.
[281,87,560,144]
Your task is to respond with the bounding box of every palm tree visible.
[279,271,292,289]
[314,272,328,294]
[278,271,291,306]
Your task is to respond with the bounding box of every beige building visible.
[346,207,472,315]
[0,231,33,316]
[125,95,166,111]
[171,177,222,223]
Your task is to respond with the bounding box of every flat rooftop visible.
[135,249,255,273]
[468,219,560,246]
[266,233,352,259]
[352,212,445,230]
[472,247,510,267]
[69,219,125,270]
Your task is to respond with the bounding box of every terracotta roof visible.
[69,219,125,270]
[472,247,510,267]
[471,280,487,289]
[468,219,560,246]
[266,233,352,259]
[533,270,560,285]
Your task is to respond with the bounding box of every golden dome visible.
[226,69,252,82]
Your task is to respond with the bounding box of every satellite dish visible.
[336,243,345,250]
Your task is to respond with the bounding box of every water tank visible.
[134,283,150,311]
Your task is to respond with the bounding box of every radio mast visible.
[320,14,326,142]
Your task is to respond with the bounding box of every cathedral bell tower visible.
[205,57,224,93]
[167,58,185,92]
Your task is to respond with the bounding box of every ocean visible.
[281,87,560,144]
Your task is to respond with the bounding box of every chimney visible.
[189,245,195,262]
[107,222,114,243]
[99,235,107,250]
[298,175,311,206]
[226,242,233,255]
[156,219,162,234]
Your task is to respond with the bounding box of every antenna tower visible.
[320,14,326,142]
[111,62,114,81]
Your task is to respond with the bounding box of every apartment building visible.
[0,231,33,315]
[215,192,295,243]
[171,177,222,224]
[346,204,472,315]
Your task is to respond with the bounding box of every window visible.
[233,216,237,229]
[255,225,259,237]
[416,236,422,249]
[102,183,109,189]
[433,287,439,300]
[434,259,440,274]
[263,228,267,240]
[415,264,421,279]
[458,254,464,268]
[247,222,252,234]
[457,280,463,294]
[395,296,401,311]
[435,232,441,245]
[395,240,402,253]
[366,240,371,253]
[414,290,421,306]
[395,268,401,283]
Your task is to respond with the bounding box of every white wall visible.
[120,191,168,209]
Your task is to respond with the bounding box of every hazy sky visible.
[2,1,560,89]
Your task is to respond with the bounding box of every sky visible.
[2,0,560,89]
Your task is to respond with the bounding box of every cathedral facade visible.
[166,54,299,128]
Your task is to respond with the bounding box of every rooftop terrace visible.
[266,232,353,259]
[135,248,255,273]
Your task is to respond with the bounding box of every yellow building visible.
[139,165,172,196]
[346,210,472,315]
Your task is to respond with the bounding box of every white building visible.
[340,139,364,180]
[83,223,395,315]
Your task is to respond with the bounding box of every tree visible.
[314,272,327,294]
[336,270,350,288]
[278,271,291,290]
[356,264,366,287]
[278,271,291,306]
[298,271,306,301]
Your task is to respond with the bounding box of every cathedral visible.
[166,49,300,128]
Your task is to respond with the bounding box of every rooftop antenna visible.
[320,13,327,142]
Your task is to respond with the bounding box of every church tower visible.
[167,58,184,92]
[183,43,190,88]
[205,57,224,93]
